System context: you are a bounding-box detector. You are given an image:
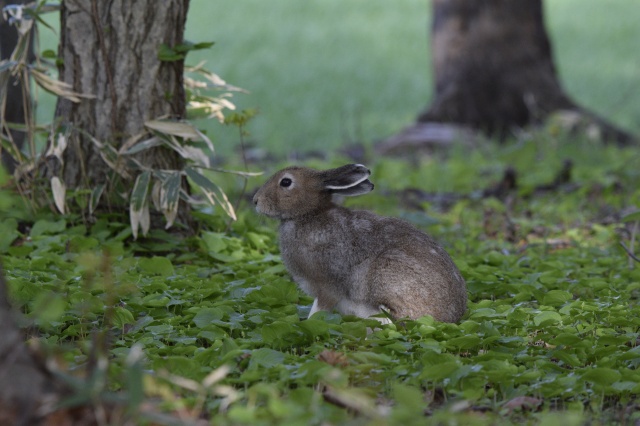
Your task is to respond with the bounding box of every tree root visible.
[379,109,638,157]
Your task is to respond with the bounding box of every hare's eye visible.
[279,178,292,188]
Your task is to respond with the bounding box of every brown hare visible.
[253,164,466,323]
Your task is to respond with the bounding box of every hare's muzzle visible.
[252,191,265,215]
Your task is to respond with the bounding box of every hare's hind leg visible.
[335,298,392,324]
[373,273,461,322]
[368,251,454,321]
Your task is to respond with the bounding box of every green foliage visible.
[158,41,215,62]
[3,133,640,424]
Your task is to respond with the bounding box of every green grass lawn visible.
[183,0,640,157]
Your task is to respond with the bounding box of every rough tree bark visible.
[381,0,635,153]
[53,0,190,220]
[423,0,573,136]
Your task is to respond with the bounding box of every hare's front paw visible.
[307,297,337,319]
[308,298,321,318]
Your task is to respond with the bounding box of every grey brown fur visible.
[252,164,467,323]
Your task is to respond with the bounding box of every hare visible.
[252,164,466,323]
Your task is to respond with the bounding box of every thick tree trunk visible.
[380,0,635,153]
[54,0,190,216]
[420,0,573,137]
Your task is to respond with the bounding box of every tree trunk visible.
[54,0,190,219]
[380,0,635,153]
[420,0,573,137]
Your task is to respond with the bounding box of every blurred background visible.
[182,0,640,157]
[33,0,639,158]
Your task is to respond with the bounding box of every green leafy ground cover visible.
[2,135,640,424]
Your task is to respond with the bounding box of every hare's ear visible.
[321,164,374,197]
[333,179,374,196]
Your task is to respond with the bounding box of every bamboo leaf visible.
[151,134,210,167]
[102,144,128,178]
[130,171,151,239]
[120,136,163,156]
[130,210,140,240]
[51,177,66,214]
[185,167,236,220]
[198,166,263,178]
[31,68,95,102]
[181,145,210,168]
[118,133,149,155]
[89,183,105,214]
[185,62,247,92]
[46,132,68,161]
[131,171,151,211]
[139,203,151,238]
[29,3,61,33]
[151,179,162,212]
[195,128,214,153]
[202,365,230,389]
[145,120,201,141]
[0,134,24,164]
[160,171,182,229]
[0,60,17,73]
[86,134,130,179]
[179,189,206,206]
